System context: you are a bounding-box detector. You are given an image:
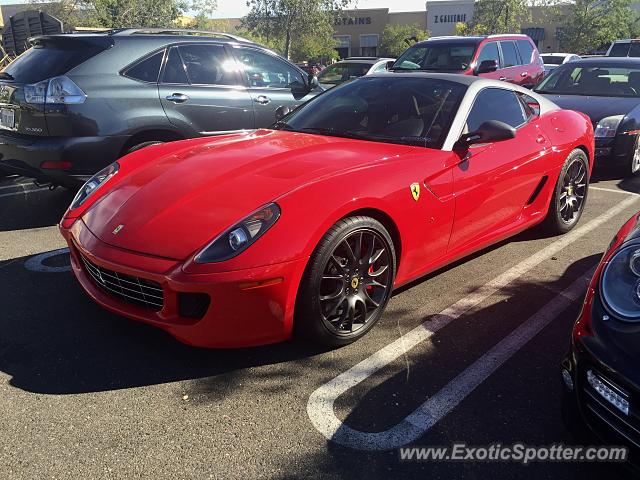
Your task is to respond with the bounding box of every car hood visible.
[538,94,640,124]
[81,129,416,260]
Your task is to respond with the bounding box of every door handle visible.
[521,72,528,77]
[254,95,271,105]
[499,76,507,81]
[536,135,547,144]
[166,93,189,103]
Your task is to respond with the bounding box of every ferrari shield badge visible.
[112,224,124,235]
[410,183,420,202]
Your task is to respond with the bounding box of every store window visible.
[360,34,378,57]
[334,35,351,59]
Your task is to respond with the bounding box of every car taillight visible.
[24,76,86,105]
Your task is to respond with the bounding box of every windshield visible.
[394,43,476,71]
[317,62,372,85]
[541,55,565,65]
[273,76,466,149]
[535,64,640,97]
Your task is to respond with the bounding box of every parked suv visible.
[0,29,321,186]
[393,34,544,89]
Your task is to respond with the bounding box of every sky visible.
[212,0,429,18]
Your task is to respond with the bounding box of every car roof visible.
[367,71,491,86]
[541,53,575,56]
[335,57,394,64]
[569,57,640,67]
[413,34,530,47]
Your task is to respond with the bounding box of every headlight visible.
[195,203,281,263]
[601,243,640,320]
[594,115,624,138]
[70,162,119,209]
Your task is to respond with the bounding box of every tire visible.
[295,216,396,347]
[628,134,640,177]
[124,140,164,155]
[543,149,589,235]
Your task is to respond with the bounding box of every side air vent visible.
[527,175,548,205]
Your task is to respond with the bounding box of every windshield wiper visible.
[294,127,430,147]
[295,127,371,140]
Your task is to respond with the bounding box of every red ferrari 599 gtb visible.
[59,73,594,348]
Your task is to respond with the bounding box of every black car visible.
[534,57,640,176]
[0,29,320,187]
[562,212,640,470]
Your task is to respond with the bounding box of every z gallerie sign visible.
[335,16,373,26]
[434,13,467,23]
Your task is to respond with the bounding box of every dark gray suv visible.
[0,29,321,186]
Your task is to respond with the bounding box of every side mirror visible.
[454,120,516,150]
[476,59,498,75]
[275,105,290,121]
[385,60,395,70]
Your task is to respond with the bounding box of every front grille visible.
[581,369,640,449]
[80,254,164,311]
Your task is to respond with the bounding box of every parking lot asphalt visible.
[1,171,639,479]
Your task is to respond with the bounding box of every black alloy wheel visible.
[296,216,396,347]
[544,149,589,234]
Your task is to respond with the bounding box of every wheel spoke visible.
[346,302,355,332]
[329,255,346,274]
[322,274,343,281]
[354,232,363,263]
[370,248,384,265]
[320,289,343,302]
[324,296,346,320]
[342,240,357,265]
[364,289,380,308]
[366,278,386,289]
[368,264,388,278]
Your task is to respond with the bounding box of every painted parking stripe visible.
[307,194,638,450]
[590,186,640,196]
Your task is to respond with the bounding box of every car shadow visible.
[0,176,76,232]
[267,253,628,480]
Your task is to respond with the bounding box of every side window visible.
[124,50,164,83]
[371,62,388,72]
[234,47,305,89]
[162,47,188,84]
[609,43,630,57]
[500,41,520,67]
[466,88,527,132]
[476,42,500,66]
[516,40,534,65]
[177,44,239,86]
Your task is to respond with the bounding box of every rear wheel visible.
[295,216,396,347]
[544,149,589,235]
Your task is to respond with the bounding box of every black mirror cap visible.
[476,59,498,74]
[385,60,395,70]
[306,73,320,91]
[275,105,291,121]
[455,120,516,150]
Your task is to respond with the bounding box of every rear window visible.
[317,62,373,85]
[2,43,104,83]
[541,55,565,65]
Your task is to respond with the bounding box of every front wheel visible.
[295,216,396,347]
[628,134,640,177]
[544,149,589,235]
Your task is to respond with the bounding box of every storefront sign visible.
[335,16,373,26]
[434,13,467,24]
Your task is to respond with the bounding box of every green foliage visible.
[379,23,429,57]
[558,0,640,53]
[28,0,218,30]
[455,0,530,35]
[241,0,354,60]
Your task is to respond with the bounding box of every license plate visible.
[0,108,14,128]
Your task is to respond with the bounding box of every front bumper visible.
[60,218,308,348]
[0,131,128,185]
[594,134,636,167]
[563,294,640,468]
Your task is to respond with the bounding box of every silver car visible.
[317,57,395,89]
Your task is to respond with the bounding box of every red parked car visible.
[59,73,593,348]
[394,34,545,89]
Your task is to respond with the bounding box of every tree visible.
[557,0,639,53]
[455,0,530,35]
[379,23,429,57]
[28,0,218,30]
[241,0,354,60]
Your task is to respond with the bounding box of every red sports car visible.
[59,73,594,348]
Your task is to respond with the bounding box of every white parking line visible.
[590,186,640,196]
[307,194,638,450]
